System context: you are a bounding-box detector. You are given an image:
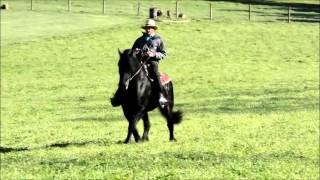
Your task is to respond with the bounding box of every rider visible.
[111,19,168,107]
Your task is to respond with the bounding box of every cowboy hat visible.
[141,19,158,30]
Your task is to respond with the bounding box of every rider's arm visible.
[154,38,166,60]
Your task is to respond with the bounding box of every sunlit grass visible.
[1,1,319,179]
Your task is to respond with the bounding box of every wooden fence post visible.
[137,1,141,16]
[209,3,213,20]
[175,0,179,19]
[248,1,251,21]
[30,0,33,10]
[68,0,71,13]
[102,0,105,14]
[288,6,291,23]
[167,10,171,18]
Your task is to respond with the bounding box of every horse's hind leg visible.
[167,116,175,141]
[142,113,150,141]
[160,106,176,141]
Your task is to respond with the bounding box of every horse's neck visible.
[129,56,146,77]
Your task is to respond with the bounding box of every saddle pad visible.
[160,72,171,85]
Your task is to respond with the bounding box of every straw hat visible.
[141,19,158,30]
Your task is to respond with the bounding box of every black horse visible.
[113,49,183,143]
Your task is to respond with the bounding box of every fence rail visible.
[2,0,320,23]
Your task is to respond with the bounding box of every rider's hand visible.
[147,51,156,57]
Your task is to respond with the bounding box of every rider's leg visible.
[148,61,168,106]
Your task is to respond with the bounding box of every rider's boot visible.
[155,72,168,107]
[110,88,122,107]
[159,92,168,108]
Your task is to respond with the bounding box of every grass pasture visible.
[4,0,320,23]
[1,0,319,179]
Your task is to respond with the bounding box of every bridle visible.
[124,49,152,90]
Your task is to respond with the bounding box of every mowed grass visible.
[1,3,319,179]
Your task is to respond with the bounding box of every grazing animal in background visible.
[112,49,183,143]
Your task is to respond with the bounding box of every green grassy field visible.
[1,0,319,179]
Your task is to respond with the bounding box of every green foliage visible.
[1,1,319,179]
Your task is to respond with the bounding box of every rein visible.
[124,53,150,90]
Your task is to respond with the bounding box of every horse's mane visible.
[122,49,132,56]
[118,48,139,75]
[118,49,132,65]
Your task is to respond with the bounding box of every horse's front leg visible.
[132,109,149,142]
[124,121,134,144]
[125,112,146,143]
[142,113,150,141]
[124,119,141,143]
[132,120,141,143]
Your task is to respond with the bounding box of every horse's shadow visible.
[0,140,113,154]
[0,146,29,153]
[65,115,123,122]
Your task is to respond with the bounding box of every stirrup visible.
[159,94,168,108]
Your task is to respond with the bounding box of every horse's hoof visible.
[170,138,177,142]
[141,137,149,142]
[123,139,130,144]
[110,97,121,107]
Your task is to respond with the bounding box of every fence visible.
[3,0,320,23]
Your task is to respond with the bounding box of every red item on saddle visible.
[160,72,171,85]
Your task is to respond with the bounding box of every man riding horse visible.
[111,19,168,107]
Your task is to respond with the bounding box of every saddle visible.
[141,63,171,86]
[160,72,171,85]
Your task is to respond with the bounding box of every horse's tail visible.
[160,81,183,124]
[171,110,183,124]
[160,108,183,124]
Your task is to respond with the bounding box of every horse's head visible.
[117,49,140,88]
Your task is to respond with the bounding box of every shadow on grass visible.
[0,140,111,154]
[209,0,320,10]
[60,87,318,120]
[156,151,318,166]
[51,95,125,122]
[45,141,98,148]
[251,9,320,23]
[0,146,29,153]
[30,150,318,171]
[176,87,319,115]
[63,112,124,122]
[66,115,123,122]
[209,0,320,23]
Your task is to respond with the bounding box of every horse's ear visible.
[128,49,133,56]
[118,48,122,56]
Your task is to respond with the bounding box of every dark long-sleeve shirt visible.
[132,33,166,60]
